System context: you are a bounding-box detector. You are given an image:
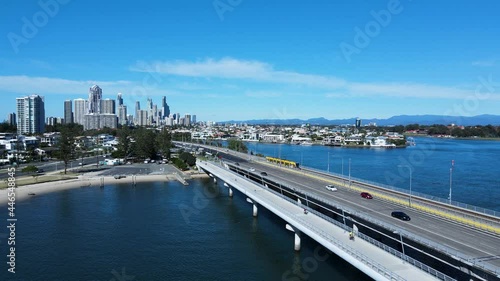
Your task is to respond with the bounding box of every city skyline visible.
[1,1,500,122]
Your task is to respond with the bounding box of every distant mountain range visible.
[223,114,500,126]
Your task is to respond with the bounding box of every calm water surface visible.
[246,137,500,211]
[0,179,370,281]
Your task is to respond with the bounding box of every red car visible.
[360,192,373,199]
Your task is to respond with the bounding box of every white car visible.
[325,185,338,191]
[249,168,255,172]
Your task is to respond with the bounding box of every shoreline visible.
[0,173,209,205]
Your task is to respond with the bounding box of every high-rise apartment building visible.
[137,110,148,126]
[8,113,16,126]
[184,114,191,127]
[74,98,88,125]
[88,85,102,114]
[117,93,123,106]
[161,96,170,118]
[16,94,45,134]
[118,105,127,125]
[64,100,73,124]
[191,115,196,124]
[100,99,116,114]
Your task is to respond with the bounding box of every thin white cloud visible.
[131,57,347,89]
[130,57,495,100]
[0,75,132,95]
[472,59,496,67]
[347,83,473,99]
[245,91,283,98]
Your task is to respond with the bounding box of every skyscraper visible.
[135,101,140,124]
[100,99,116,114]
[118,105,127,125]
[16,95,45,134]
[64,100,73,124]
[8,113,16,126]
[74,98,88,125]
[117,93,123,106]
[161,96,170,118]
[88,85,102,114]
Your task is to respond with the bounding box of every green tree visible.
[22,165,38,173]
[227,139,248,153]
[133,128,157,160]
[0,122,17,133]
[56,124,81,174]
[115,126,133,158]
[179,151,196,166]
[156,128,172,159]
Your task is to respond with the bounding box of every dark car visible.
[260,172,268,176]
[360,192,373,199]
[391,211,411,221]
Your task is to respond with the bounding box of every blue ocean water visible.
[0,179,370,281]
[246,137,500,211]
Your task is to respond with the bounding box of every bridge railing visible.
[300,165,499,219]
[259,179,457,281]
[217,158,490,274]
[258,169,499,277]
[205,160,408,280]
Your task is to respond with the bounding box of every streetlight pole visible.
[398,165,413,207]
[393,231,405,261]
[327,151,330,173]
[348,158,351,187]
[449,167,453,204]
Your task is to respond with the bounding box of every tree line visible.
[53,125,172,174]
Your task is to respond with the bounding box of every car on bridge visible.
[260,171,268,176]
[325,185,338,191]
[391,211,410,221]
[249,168,255,172]
[360,192,373,199]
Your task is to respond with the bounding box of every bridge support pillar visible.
[213,177,217,183]
[285,224,301,251]
[229,187,233,197]
[246,198,258,217]
[294,233,301,251]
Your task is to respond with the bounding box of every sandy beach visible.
[0,172,208,206]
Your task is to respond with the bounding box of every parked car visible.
[114,175,126,179]
[260,171,268,176]
[325,185,338,191]
[360,192,373,199]
[391,211,411,221]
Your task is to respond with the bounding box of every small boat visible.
[28,192,36,196]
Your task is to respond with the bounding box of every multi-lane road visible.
[237,160,500,268]
[177,142,500,278]
[0,155,107,180]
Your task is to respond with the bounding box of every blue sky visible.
[1,0,500,122]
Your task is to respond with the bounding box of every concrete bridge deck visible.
[198,160,449,281]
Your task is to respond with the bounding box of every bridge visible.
[182,142,500,281]
[198,159,451,281]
